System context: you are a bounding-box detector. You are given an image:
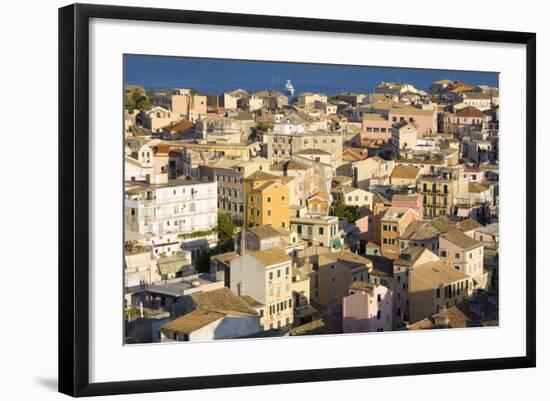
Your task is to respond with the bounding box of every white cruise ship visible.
[284,80,295,97]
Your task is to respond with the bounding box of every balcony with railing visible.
[142,207,217,224]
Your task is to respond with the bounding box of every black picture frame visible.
[59,3,536,397]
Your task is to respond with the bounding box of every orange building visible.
[244,171,290,229]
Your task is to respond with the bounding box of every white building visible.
[142,106,182,133]
[272,119,306,135]
[230,248,294,330]
[125,155,154,182]
[160,288,260,342]
[461,93,492,111]
[391,121,419,154]
[125,173,218,261]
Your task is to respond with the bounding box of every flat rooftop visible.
[146,275,219,297]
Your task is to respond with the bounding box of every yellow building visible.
[244,171,290,229]
[307,192,331,216]
[417,165,468,219]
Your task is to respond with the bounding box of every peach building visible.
[380,207,421,258]
[361,113,392,146]
[439,229,487,290]
[154,89,207,122]
[409,260,473,324]
[393,247,440,328]
[314,251,373,308]
[398,216,454,252]
[142,106,182,133]
[355,193,391,245]
[391,194,423,217]
[343,281,393,333]
[388,107,437,134]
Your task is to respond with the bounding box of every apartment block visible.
[230,248,294,330]
[124,173,218,261]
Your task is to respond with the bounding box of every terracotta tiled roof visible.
[162,119,194,133]
[211,251,240,264]
[342,147,369,161]
[270,159,310,172]
[161,309,225,334]
[401,217,454,241]
[240,295,264,308]
[319,251,372,269]
[456,218,483,232]
[308,191,330,201]
[249,225,282,240]
[295,148,331,156]
[395,246,429,267]
[390,107,434,117]
[390,165,420,180]
[154,145,171,155]
[244,171,280,181]
[411,261,469,287]
[249,248,291,267]
[392,194,421,202]
[162,287,259,334]
[362,113,387,122]
[440,229,482,250]
[468,182,489,193]
[192,287,258,316]
[409,293,498,329]
[456,106,484,118]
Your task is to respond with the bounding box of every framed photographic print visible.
[58,3,536,397]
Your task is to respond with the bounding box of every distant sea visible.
[124,54,499,95]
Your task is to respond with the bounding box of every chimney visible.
[240,225,247,256]
[434,313,449,328]
[237,282,245,296]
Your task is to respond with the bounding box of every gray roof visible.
[476,223,499,236]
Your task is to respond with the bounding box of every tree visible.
[195,214,237,273]
[256,122,273,132]
[132,91,151,110]
[333,204,359,223]
[217,213,236,243]
[124,88,151,111]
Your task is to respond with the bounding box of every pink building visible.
[388,107,437,134]
[355,214,370,239]
[342,282,393,333]
[361,114,392,147]
[391,194,423,218]
[464,165,482,182]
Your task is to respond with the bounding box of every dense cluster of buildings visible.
[124,79,499,344]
